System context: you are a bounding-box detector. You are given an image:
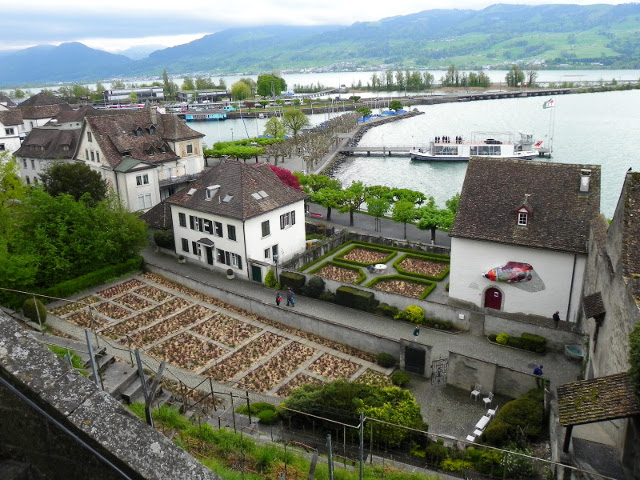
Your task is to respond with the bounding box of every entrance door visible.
[404,346,425,375]
[205,246,214,265]
[484,288,502,310]
[251,265,262,283]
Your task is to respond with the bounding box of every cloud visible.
[2,0,628,52]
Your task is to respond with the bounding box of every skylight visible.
[187,188,197,196]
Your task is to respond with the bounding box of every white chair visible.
[470,383,481,401]
[473,429,483,437]
[487,405,499,418]
[483,392,494,407]
[466,434,476,442]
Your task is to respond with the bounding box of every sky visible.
[2,0,629,54]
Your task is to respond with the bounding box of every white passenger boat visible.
[410,131,540,161]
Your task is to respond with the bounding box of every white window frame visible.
[517,212,528,226]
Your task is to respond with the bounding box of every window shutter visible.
[291,210,295,225]
[280,215,285,230]
[238,256,242,270]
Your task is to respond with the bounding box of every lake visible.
[197,88,640,218]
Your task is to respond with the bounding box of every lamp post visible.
[231,128,234,141]
[273,254,279,283]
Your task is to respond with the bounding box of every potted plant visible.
[178,255,186,264]
[226,268,234,279]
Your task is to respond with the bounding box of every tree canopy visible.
[39,162,108,205]
[230,81,251,101]
[263,117,286,138]
[257,73,287,98]
[389,100,403,112]
[281,109,310,138]
[269,165,301,190]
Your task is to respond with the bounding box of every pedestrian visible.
[533,365,543,376]
[276,291,282,306]
[286,287,295,307]
[412,325,420,342]
[553,311,560,328]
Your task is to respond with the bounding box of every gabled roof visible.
[0,109,23,127]
[0,93,16,107]
[557,372,640,426]
[450,158,600,254]
[140,200,174,230]
[15,128,79,160]
[19,92,69,107]
[83,110,187,169]
[19,103,72,120]
[167,160,308,220]
[620,171,640,300]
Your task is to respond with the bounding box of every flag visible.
[543,98,555,109]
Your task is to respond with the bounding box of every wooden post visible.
[562,425,573,453]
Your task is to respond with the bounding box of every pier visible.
[339,145,415,156]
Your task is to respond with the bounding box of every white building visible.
[74,105,205,212]
[166,160,308,282]
[0,108,24,155]
[448,158,600,322]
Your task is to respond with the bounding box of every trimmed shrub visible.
[264,270,277,288]
[391,370,411,387]
[257,410,279,424]
[279,271,306,290]
[318,291,336,303]
[484,388,544,447]
[404,305,425,325]
[496,333,509,345]
[521,332,547,353]
[153,229,175,249]
[335,285,379,312]
[376,352,396,368]
[22,298,47,324]
[302,276,325,298]
[375,303,399,318]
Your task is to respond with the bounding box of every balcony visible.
[158,172,202,187]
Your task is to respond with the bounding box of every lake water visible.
[197,88,640,218]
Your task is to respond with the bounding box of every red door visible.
[484,288,502,310]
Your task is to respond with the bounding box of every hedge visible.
[278,271,306,290]
[393,253,450,281]
[335,285,379,312]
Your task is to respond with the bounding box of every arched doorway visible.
[484,287,502,310]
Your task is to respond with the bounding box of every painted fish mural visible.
[484,262,533,283]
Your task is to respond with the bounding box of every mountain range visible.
[2,3,640,87]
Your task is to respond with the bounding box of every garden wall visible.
[144,263,401,359]
[447,352,541,399]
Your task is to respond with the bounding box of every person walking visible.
[553,311,560,328]
[286,287,295,307]
[533,365,544,388]
[412,325,420,342]
[276,292,282,306]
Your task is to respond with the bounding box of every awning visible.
[198,238,215,246]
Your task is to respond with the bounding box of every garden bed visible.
[311,262,364,284]
[395,254,450,281]
[276,374,324,397]
[308,353,361,380]
[150,332,226,370]
[336,246,395,265]
[367,277,436,299]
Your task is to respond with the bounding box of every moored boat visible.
[410,131,540,161]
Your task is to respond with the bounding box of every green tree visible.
[281,109,310,138]
[392,188,427,206]
[445,192,460,215]
[389,100,403,112]
[230,81,251,101]
[297,173,341,194]
[39,162,108,205]
[312,187,343,221]
[263,117,286,138]
[366,197,390,232]
[391,200,417,239]
[129,92,138,103]
[506,65,525,87]
[416,198,454,244]
[111,79,126,89]
[181,76,195,91]
[162,69,178,99]
[339,181,368,226]
[195,76,215,90]
[257,73,287,98]
[356,106,372,118]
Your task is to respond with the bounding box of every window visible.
[191,241,201,256]
[517,212,528,226]
[30,159,35,169]
[25,176,30,185]
[0,144,5,151]
[149,126,156,135]
[85,149,89,160]
[264,248,270,259]
[135,127,143,137]
[186,143,193,154]
[214,221,223,237]
[22,159,27,168]
[62,145,69,151]
[96,152,100,162]
[181,238,189,253]
[137,194,152,209]
[178,212,186,227]
[5,128,15,135]
[261,220,270,237]
[280,211,296,229]
[90,151,95,161]
[87,131,92,142]
[216,249,242,269]
[272,245,278,258]
[203,219,213,234]
[136,174,149,186]
[227,225,236,241]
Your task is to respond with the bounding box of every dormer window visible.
[517,212,528,226]
[160,144,167,153]
[149,125,156,135]
[135,127,143,137]
[147,146,155,156]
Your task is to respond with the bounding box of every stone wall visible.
[0,311,219,480]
